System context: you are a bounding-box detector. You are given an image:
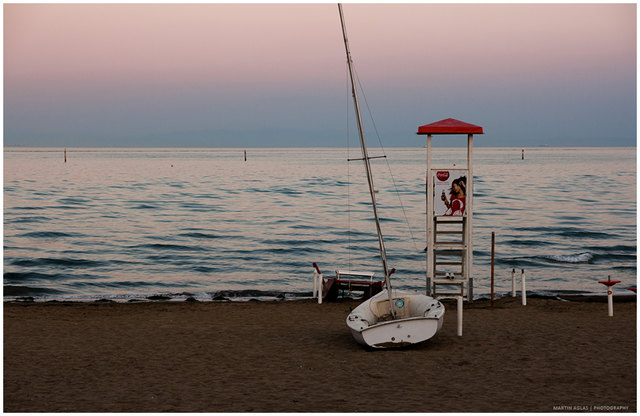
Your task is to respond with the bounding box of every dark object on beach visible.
[212,294,229,301]
[313,263,384,302]
[94,299,116,303]
[171,292,196,297]
[185,297,198,303]
[321,277,384,302]
[147,295,171,301]
[276,293,286,300]
[215,289,275,298]
[558,294,637,303]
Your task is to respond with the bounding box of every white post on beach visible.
[313,263,323,304]
[456,296,463,336]
[313,270,318,298]
[598,276,621,317]
[521,269,527,306]
[511,268,516,297]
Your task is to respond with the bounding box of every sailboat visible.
[338,4,445,348]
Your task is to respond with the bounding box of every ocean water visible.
[3,147,636,301]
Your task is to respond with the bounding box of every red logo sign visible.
[436,171,449,181]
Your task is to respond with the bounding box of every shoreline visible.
[4,296,636,412]
[4,290,637,304]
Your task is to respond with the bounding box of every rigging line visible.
[353,67,424,258]
[345,59,352,270]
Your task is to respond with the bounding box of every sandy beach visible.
[4,296,636,412]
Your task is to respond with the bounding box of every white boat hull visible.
[346,289,444,348]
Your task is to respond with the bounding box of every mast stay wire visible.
[351,66,425,263]
[345,60,352,270]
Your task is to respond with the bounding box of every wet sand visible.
[4,296,636,412]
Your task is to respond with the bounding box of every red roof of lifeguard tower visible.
[417,118,484,135]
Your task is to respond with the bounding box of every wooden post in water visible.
[64,148,67,163]
[244,150,247,162]
[490,231,495,307]
[521,148,524,160]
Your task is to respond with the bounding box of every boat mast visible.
[338,4,395,317]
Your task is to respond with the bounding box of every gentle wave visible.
[502,239,554,247]
[131,243,209,252]
[540,253,594,264]
[4,285,64,296]
[513,226,613,239]
[16,231,81,239]
[10,258,107,268]
[178,232,221,239]
[496,253,594,266]
[4,271,67,282]
[5,216,51,223]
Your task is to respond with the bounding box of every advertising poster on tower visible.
[434,170,468,217]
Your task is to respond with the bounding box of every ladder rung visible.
[434,291,464,297]
[435,262,463,266]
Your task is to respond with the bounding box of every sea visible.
[3,146,637,302]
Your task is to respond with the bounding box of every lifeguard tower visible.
[417,118,484,301]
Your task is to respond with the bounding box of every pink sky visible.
[4,3,636,147]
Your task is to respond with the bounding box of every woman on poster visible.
[441,176,466,216]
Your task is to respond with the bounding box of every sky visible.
[3,3,637,148]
